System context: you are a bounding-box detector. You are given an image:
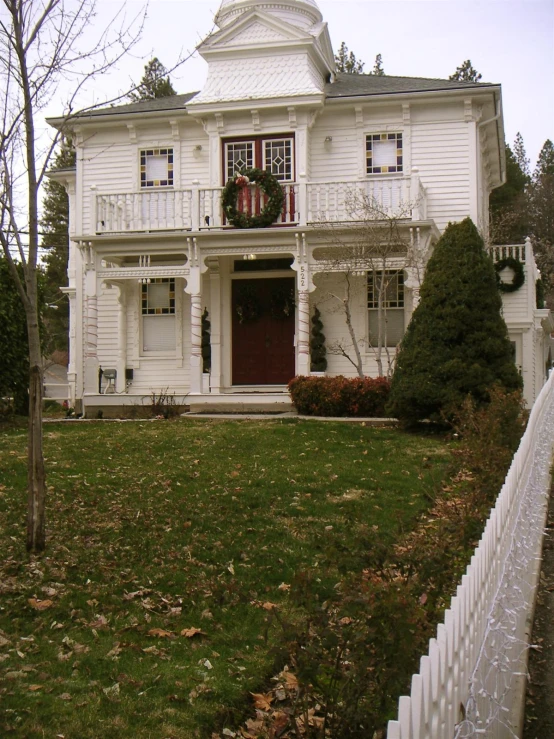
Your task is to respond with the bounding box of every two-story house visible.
[48,0,552,416]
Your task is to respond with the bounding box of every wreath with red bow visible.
[222,168,284,229]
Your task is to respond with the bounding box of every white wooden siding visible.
[411,120,470,231]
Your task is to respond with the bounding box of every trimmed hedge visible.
[288,375,391,417]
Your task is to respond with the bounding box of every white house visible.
[48,0,552,416]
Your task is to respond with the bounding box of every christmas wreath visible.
[270,287,295,320]
[235,285,261,324]
[495,256,525,293]
[222,168,284,229]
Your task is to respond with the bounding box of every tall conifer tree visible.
[388,218,521,423]
[128,57,177,101]
[41,140,76,354]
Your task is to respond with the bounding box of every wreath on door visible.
[222,168,284,229]
[235,285,261,324]
[270,287,296,320]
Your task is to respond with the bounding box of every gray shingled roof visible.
[325,73,497,98]
[63,73,497,121]
[70,92,199,119]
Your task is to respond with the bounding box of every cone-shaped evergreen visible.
[388,218,522,423]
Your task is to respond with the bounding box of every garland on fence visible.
[222,168,284,229]
[495,256,525,293]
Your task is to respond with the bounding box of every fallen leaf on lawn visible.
[227,563,235,575]
[419,592,428,605]
[147,628,174,638]
[277,582,290,591]
[272,711,289,733]
[142,646,161,655]
[338,616,354,626]
[281,671,299,690]
[6,671,26,679]
[28,598,53,611]
[102,683,120,697]
[59,693,72,700]
[29,684,42,691]
[262,602,277,611]
[89,615,109,629]
[251,692,273,710]
[180,627,205,638]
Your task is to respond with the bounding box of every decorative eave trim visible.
[187,94,325,116]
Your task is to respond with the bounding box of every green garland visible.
[495,256,525,293]
[222,168,284,229]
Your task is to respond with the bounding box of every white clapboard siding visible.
[96,286,119,365]
[411,121,470,230]
[82,142,133,234]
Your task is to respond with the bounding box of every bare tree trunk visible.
[343,275,364,378]
[27,347,45,551]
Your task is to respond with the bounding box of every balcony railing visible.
[93,170,426,235]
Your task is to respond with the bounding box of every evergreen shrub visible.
[310,307,327,372]
[387,218,522,424]
[288,375,390,417]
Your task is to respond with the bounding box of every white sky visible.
[47,0,554,167]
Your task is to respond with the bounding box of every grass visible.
[0,418,450,738]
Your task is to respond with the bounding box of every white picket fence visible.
[387,372,554,738]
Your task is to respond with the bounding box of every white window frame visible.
[141,278,177,355]
[367,270,405,348]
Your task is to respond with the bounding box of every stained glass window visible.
[141,278,176,315]
[366,133,403,175]
[140,148,174,188]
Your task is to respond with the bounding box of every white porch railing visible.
[387,372,554,738]
[93,170,427,234]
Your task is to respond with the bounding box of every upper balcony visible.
[92,169,427,236]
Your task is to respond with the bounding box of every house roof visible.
[52,73,498,125]
[326,73,498,98]
[60,92,199,121]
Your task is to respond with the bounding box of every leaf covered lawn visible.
[0,418,448,737]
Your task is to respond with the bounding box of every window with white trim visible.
[224,137,295,182]
[366,133,403,175]
[140,148,174,188]
[368,270,405,347]
[141,278,176,352]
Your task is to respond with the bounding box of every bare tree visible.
[313,191,422,378]
[0,0,152,552]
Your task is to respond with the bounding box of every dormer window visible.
[140,148,174,188]
[366,133,403,175]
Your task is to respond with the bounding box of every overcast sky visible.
[54,0,553,167]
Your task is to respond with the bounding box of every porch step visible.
[187,393,293,415]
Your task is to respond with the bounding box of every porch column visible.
[83,257,99,395]
[293,233,316,376]
[297,290,310,375]
[209,259,222,393]
[190,292,203,394]
[185,238,208,395]
[115,283,127,393]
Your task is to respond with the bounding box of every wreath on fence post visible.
[222,168,284,229]
[494,256,525,293]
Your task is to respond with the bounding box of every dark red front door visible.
[232,278,296,385]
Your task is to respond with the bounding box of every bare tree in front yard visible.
[0,0,147,552]
[313,191,421,378]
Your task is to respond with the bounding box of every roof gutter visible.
[478,90,505,185]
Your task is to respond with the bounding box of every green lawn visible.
[0,418,449,738]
